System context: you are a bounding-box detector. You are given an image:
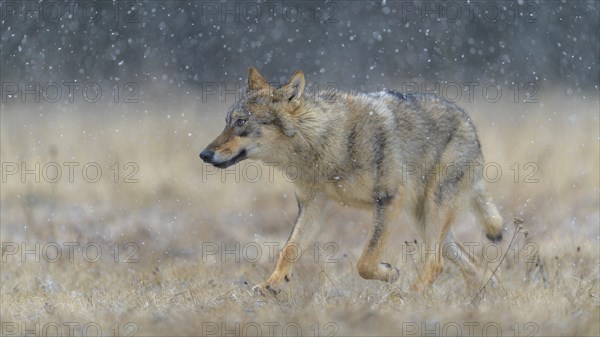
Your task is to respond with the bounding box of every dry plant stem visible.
[471,217,524,305]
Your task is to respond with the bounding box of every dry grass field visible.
[1,84,598,336]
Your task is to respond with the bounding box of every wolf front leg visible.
[253,189,324,296]
[357,192,401,283]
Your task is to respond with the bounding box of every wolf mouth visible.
[213,149,247,168]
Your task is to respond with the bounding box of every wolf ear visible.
[248,67,270,91]
[281,69,305,102]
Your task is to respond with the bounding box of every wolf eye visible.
[235,119,246,127]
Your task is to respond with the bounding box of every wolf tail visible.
[471,182,504,242]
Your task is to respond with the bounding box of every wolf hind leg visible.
[410,160,469,291]
[442,230,481,288]
[410,200,456,291]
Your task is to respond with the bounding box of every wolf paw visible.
[252,282,281,296]
[379,262,400,283]
[358,261,400,282]
[252,274,291,296]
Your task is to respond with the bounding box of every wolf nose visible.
[199,149,214,163]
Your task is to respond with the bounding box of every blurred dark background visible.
[1,0,598,93]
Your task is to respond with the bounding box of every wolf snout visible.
[199,149,214,163]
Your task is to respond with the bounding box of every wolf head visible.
[200,67,306,168]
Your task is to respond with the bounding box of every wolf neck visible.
[285,92,341,167]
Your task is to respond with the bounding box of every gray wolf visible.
[200,67,504,294]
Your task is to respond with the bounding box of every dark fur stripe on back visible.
[347,123,359,163]
[387,90,416,102]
